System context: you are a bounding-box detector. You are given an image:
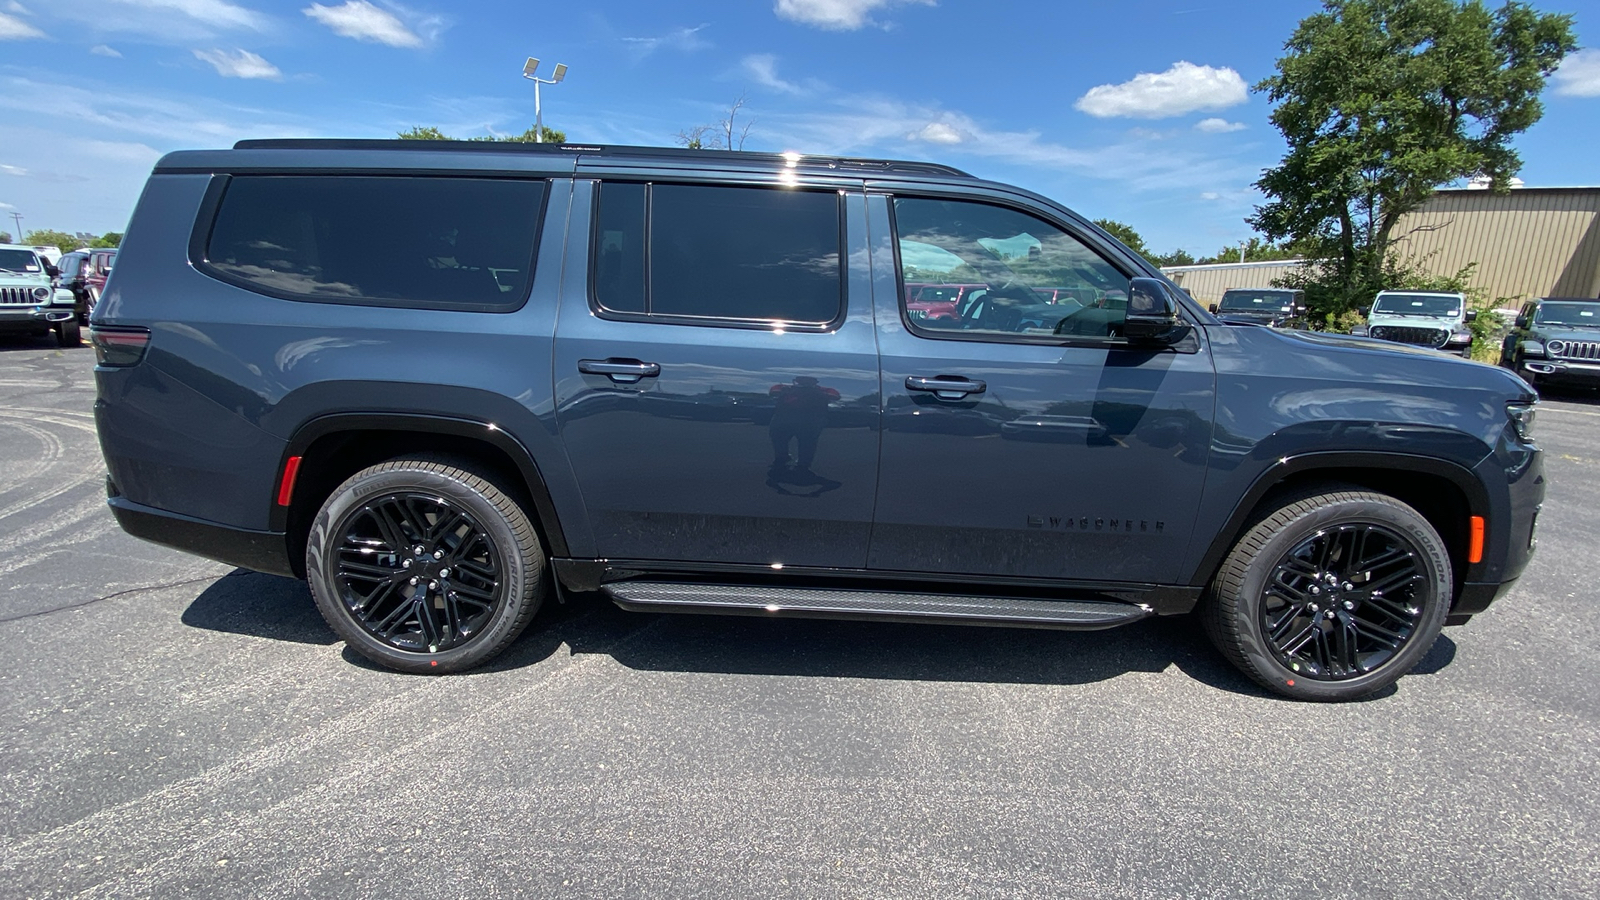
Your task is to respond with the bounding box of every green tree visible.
[1201,237,1304,264]
[0,231,10,244]
[1154,249,1197,267]
[25,229,84,254]
[1251,0,1575,320]
[397,124,566,143]
[90,232,123,248]
[1092,219,1152,261]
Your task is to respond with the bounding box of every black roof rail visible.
[228,138,973,178]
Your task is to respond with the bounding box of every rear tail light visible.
[90,325,151,366]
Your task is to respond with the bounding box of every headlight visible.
[1545,340,1565,357]
[1351,325,1369,336]
[1448,329,1471,344]
[32,286,50,301]
[1507,402,1537,443]
[1523,341,1545,358]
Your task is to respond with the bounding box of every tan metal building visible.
[1161,186,1600,306]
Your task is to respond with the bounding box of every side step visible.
[603,582,1152,630]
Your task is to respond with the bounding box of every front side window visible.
[593,182,843,325]
[893,197,1130,339]
[204,176,546,311]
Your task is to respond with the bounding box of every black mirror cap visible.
[1357,306,1370,317]
[1124,277,1191,344]
[43,262,59,279]
[1465,309,1478,323]
[1208,302,1219,313]
[1515,315,1528,329]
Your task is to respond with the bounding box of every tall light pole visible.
[8,212,21,243]
[520,57,568,143]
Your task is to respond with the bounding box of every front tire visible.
[306,456,546,673]
[1203,489,1451,702]
[54,318,82,347]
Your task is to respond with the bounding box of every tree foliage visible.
[25,229,84,254]
[1092,219,1152,261]
[1251,0,1575,319]
[398,124,567,143]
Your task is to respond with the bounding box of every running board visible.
[603,582,1152,630]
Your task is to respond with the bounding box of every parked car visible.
[1499,297,1600,390]
[1352,290,1475,356]
[0,243,81,345]
[56,247,117,322]
[94,140,1542,702]
[1208,288,1307,329]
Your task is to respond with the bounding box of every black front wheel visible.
[54,318,82,347]
[305,456,546,673]
[1203,488,1451,702]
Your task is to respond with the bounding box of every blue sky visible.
[1,0,1596,256]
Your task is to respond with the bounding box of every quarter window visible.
[893,197,1130,340]
[593,182,843,325]
[203,176,546,312]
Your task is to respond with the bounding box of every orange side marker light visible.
[276,455,303,507]
[1468,516,1485,564]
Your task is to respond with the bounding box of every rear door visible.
[864,191,1217,585]
[551,175,880,568]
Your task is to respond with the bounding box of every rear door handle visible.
[578,358,661,384]
[906,376,986,400]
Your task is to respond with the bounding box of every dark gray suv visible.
[92,140,1544,701]
[1500,297,1600,390]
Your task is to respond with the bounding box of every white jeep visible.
[0,244,81,346]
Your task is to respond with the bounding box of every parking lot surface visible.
[2,335,1597,898]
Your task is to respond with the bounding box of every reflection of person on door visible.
[769,375,838,470]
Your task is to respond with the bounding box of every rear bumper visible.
[108,492,294,578]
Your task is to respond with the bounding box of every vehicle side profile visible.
[1208,287,1307,329]
[1500,297,1600,390]
[93,140,1543,701]
[56,247,117,323]
[0,243,81,345]
[1354,289,1476,357]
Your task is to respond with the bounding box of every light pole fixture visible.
[520,57,568,144]
[8,212,21,243]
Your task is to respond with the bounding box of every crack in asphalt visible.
[0,572,243,625]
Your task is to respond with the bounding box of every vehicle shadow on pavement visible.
[181,572,1458,699]
[0,335,83,353]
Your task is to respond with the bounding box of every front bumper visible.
[0,303,76,331]
[1523,358,1600,387]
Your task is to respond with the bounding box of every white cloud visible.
[909,122,963,144]
[0,200,15,208]
[0,11,44,39]
[622,24,709,59]
[1075,61,1248,119]
[1,163,27,176]
[1194,117,1246,133]
[90,44,123,57]
[743,54,802,94]
[774,0,934,31]
[303,1,424,48]
[121,0,267,31]
[1552,48,1600,98]
[193,47,282,79]
[49,0,269,42]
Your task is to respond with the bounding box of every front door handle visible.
[906,375,986,400]
[578,358,661,384]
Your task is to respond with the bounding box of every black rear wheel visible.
[306,456,546,673]
[1203,489,1451,701]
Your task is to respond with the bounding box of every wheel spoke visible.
[338,559,402,581]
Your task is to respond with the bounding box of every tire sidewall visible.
[306,464,533,673]
[1233,497,1451,701]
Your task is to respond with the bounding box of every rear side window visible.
[201,176,546,312]
[593,182,843,326]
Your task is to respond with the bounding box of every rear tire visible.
[305,455,546,673]
[1202,489,1451,702]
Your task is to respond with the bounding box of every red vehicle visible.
[904,283,987,322]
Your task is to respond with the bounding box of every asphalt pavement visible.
[1,333,1596,899]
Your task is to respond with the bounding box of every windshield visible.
[1535,302,1600,327]
[0,248,43,273]
[1219,290,1296,312]
[1372,293,1461,317]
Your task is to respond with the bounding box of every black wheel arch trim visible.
[272,411,571,558]
[1188,451,1494,591]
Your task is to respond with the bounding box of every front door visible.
[866,193,1216,585]
[553,178,879,568]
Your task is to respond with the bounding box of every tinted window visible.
[893,197,1129,339]
[205,176,545,311]
[1219,290,1295,311]
[0,249,42,272]
[593,182,842,325]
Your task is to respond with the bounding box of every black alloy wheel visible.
[1259,523,1426,681]
[306,456,546,673]
[1204,488,1451,701]
[332,492,504,654]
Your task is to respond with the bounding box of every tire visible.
[1202,488,1451,702]
[305,455,546,673]
[54,318,82,347]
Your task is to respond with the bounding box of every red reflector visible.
[1468,516,1485,564]
[277,456,303,507]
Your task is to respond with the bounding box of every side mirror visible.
[1357,306,1370,317]
[1123,277,1190,344]
[43,263,59,279]
[1465,310,1478,323]
[1208,302,1219,313]
[1515,315,1528,329]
